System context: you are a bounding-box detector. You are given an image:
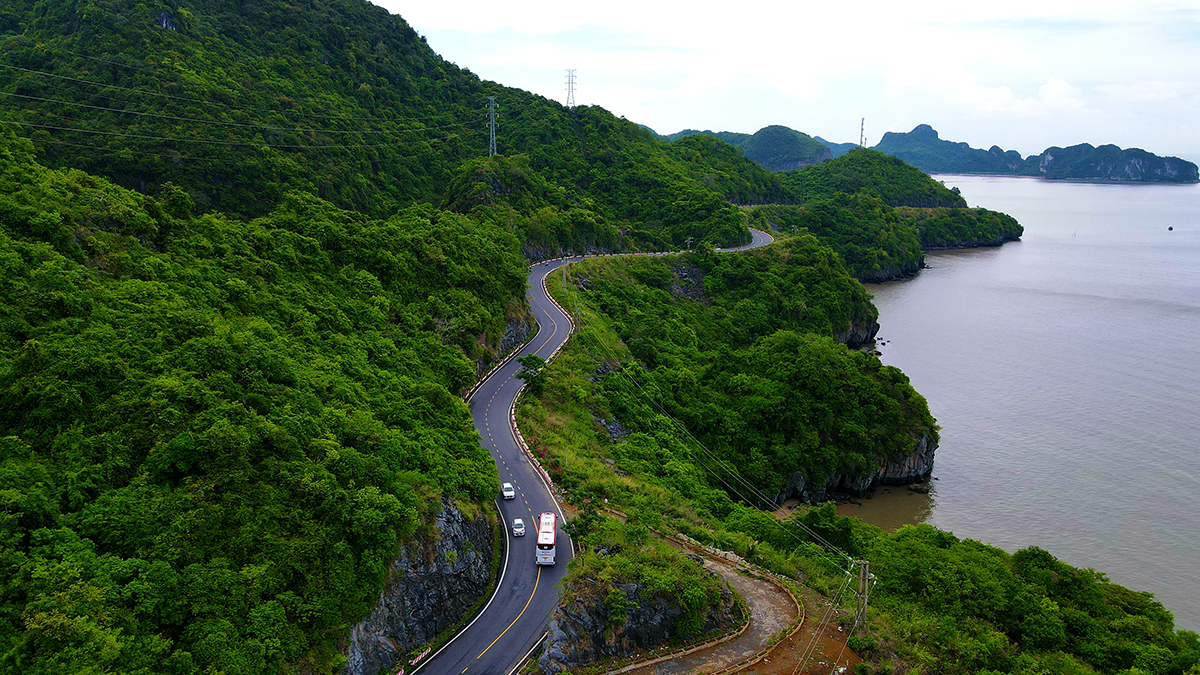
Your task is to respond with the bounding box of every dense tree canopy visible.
[0,133,517,673]
[0,0,755,249]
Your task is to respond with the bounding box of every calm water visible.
[852,176,1200,630]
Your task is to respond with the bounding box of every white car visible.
[501,483,516,500]
[512,518,526,536]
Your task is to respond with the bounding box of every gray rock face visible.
[522,242,617,262]
[539,579,737,674]
[669,264,709,304]
[342,500,494,675]
[778,432,937,503]
[836,318,881,349]
[854,259,925,284]
[475,314,533,379]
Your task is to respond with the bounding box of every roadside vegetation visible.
[0,134,517,673]
[517,246,1200,675]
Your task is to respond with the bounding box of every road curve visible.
[416,229,774,675]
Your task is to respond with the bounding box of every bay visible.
[848,175,1200,630]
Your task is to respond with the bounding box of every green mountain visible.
[663,128,751,146]
[739,125,831,171]
[523,248,1200,675]
[780,148,966,208]
[746,149,1021,281]
[814,135,859,158]
[0,132,519,673]
[875,125,1200,183]
[0,1,1187,674]
[0,0,753,249]
[664,125,831,171]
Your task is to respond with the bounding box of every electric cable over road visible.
[416,231,776,675]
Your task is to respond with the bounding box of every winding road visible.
[414,228,774,675]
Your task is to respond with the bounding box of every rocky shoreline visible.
[775,432,937,504]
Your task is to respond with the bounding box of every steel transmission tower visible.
[859,117,865,147]
[565,69,577,109]
[487,96,497,156]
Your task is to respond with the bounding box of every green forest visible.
[0,132,521,673]
[0,0,750,250]
[741,149,1022,281]
[0,0,1189,673]
[518,252,1200,675]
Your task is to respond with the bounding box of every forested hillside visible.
[3,1,1178,675]
[0,132,522,673]
[665,125,830,171]
[519,246,1200,675]
[0,0,748,249]
[744,149,1022,281]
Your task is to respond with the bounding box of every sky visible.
[376,0,1200,159]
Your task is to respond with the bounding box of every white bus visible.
[535,512,556,565]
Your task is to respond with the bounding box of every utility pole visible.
[854,560,872,627]
[859,118,865,147]
[565,69,576,109]
[488,96,497,157]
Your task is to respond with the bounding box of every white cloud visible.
[375,0,1200,154]
[1096,81,1190,103]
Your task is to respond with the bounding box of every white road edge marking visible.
[409,499,511,675]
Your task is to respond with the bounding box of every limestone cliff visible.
[342,500,495,675]
[539,573,739,673]
[473,310,535,382]
[777,431,937,503]
[836,317,881,349]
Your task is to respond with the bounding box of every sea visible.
[839,175,1200,631]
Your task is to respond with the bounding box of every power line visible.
[0,118,463,151]
[55,48,155,72]
[792,571,855,675]
[560,266,856,568]
[565,69,576,110]
[0,62,466,126]
[19,129,456,167]
[0,90,471,136]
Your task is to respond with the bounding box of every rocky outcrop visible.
[343,500,495,675]
[522,241,617,262]
[855,259,924,284]
[539,578,739,674]
[474,313,534,379]
[669,264,709,304]
[777,432,937,503]
[836,318,881,349]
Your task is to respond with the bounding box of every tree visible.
[516,354,548,397]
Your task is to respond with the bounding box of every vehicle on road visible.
[512,518,525,536]
[535,512,557,565]
[501,483,515,500]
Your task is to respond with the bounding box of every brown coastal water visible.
[850,175,1200,630]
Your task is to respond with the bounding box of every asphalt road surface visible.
[415,229,773,675]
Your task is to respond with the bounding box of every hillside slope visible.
[0,0,752,248]
[0,132,520,674]
[665,125,831,172]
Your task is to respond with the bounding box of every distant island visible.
[874,124,1200,183]
[660,123,1199,184]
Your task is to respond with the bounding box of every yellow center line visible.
[477,566,542,660]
